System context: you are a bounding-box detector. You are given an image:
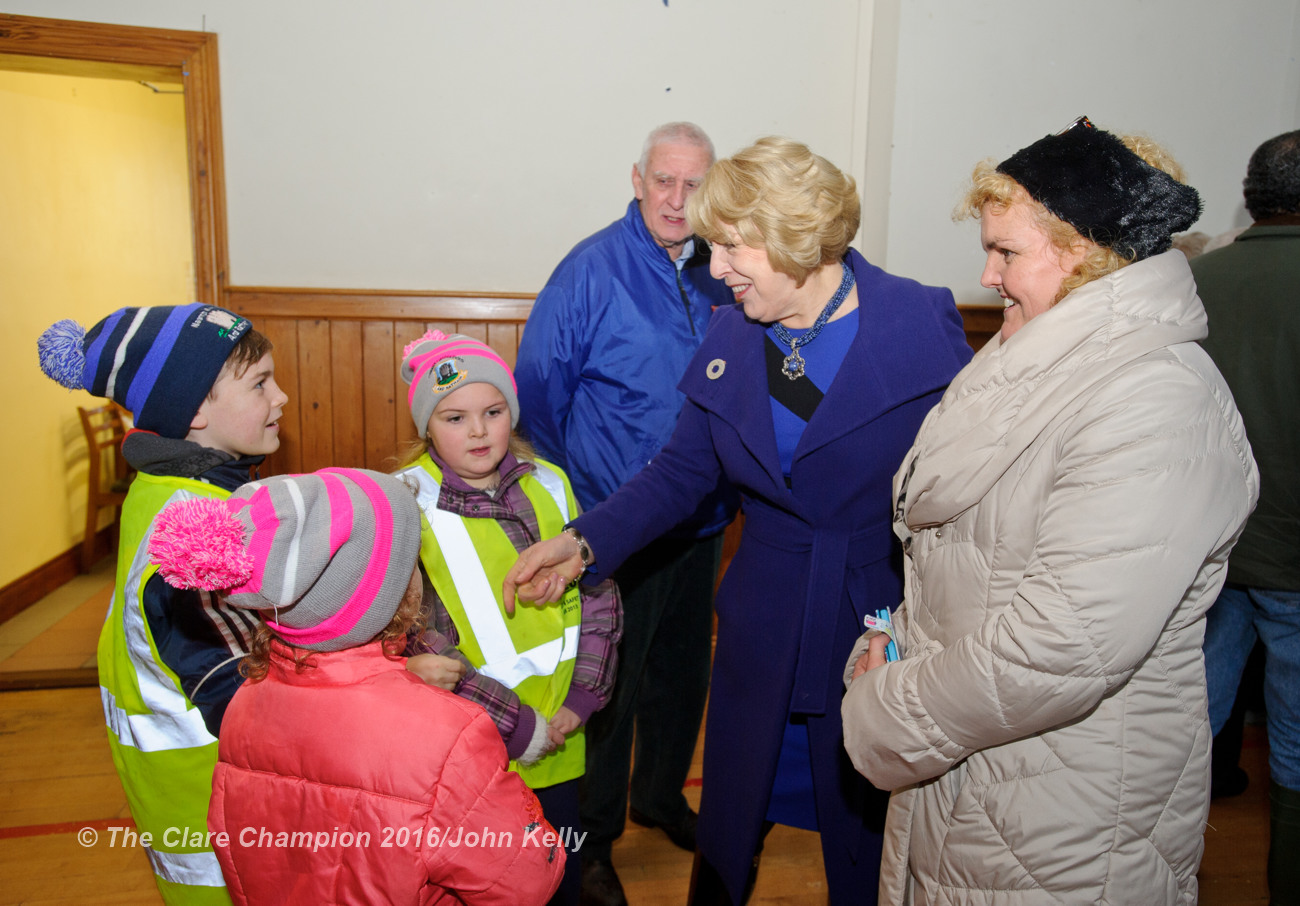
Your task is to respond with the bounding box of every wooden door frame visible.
[0,14,228,680]
[0,13,228,302]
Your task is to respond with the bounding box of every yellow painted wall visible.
[0,69,192,588]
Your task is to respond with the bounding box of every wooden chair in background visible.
[76,403,132,573]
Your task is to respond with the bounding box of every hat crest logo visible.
[433,356,467,392]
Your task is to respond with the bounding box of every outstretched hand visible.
[502,534,585,614]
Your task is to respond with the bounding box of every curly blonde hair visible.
[688,136,860,287]
[956,133,1186,303]
[240,565,428,682]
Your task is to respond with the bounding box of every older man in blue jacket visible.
[515,122,736,906]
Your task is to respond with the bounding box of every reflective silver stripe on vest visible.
[404,462,578,689]
[147,845,226,887]
[528,464,571,523]
[483,624,580,688]
[103,491,218,752]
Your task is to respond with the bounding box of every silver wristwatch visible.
[562,526,594,569]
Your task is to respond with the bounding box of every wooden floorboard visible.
[0,687,160,905]
[0,570,1276,906]
[0,679,1273,904]
[1198,727,1273,905]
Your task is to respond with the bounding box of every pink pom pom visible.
[149,498,254,590]
[402,329,449,359]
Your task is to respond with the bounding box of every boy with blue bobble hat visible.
[40,304,255,438]
[37,302,286,906]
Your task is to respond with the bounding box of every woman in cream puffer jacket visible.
[842,119,1259,906]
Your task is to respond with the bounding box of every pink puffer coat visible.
[209,640,565,905]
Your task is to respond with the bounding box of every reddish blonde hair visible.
[240,566,427,682]
[956,134,1187,303]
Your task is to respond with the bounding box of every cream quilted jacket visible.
[842,251,1258,905]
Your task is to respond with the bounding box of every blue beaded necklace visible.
[770,259,856,381]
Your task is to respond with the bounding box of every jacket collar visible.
[682,249,960,507]
[425,449,530,492]
[121,430,262,490]
[1235,223,1300,242]
[899,250,1205,529]
[620,198,714,272]
[267,638,402,683]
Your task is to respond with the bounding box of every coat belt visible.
[742,503,893,715]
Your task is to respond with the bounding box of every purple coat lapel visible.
[682,250,969,517]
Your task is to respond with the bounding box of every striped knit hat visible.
[148,468,422,653]
[400,329,519,433]
[37,303,251,439]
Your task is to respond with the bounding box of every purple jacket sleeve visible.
[572,397,724,577]
[562,576,622,723]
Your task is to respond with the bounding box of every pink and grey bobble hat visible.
[400,329,519,433]
[37,303,251,439]
[148,468,422,653]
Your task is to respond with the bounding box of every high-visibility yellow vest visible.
[98,472,233,906]
[398,454,585,788]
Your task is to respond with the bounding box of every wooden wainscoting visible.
[225,287,533,476]
[226,286,1002,478]
[959,305,1002,352]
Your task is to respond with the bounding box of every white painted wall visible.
[6,0,1299,304]
[886,0,1300,304]
[3,0,867,291]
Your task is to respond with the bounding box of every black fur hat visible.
[996,116,1202,261]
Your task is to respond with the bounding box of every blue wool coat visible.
[574,249,972,903]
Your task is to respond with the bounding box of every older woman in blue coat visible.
[506,137,971,906]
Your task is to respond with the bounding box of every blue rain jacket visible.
[516,200,737,538]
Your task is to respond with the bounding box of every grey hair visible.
[637,122,715,176]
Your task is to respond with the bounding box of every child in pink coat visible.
[150,467,565,906]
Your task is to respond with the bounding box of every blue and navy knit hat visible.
[37,303,252,439]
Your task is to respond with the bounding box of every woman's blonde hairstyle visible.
[240,564,428,682]
[688,136,860,287]
[956,134,1187,303]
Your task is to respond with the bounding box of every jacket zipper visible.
[676,267,697,337]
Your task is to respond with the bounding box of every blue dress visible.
[767,307,859,831]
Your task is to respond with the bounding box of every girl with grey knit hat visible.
[393,330,624,906]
